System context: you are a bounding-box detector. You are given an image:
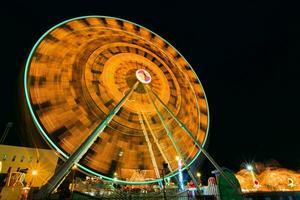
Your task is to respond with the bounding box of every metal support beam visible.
[141,112,173,173]
[146,87,202,192]
[35,82,139,199]
[137,111,160,179]
[147,85,241,193]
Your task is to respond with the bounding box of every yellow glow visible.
[0,145,58,187]
[196,172,201,177]
[236,167,300,192]
[32,170,38,176]
[175,156,180,161]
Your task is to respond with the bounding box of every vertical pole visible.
[146,87,202,192]
[71,165,76,195]
[147,86,240,193]
[34,82,139,199]
[177,158,184,191]
[162,162,168,200]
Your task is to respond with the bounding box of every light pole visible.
[196,172,201,186]
[162,162,168,200]
[176,156,184,192]
[245,164,258,188]
[71,165,77,194]
[31,170,38,187]
[113,172,118,182]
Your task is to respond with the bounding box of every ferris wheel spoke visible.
[35,81,139,198]
[145,85,201,191]
[137,110,161,179]
[146,85,241,193]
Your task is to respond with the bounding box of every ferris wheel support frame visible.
[141,111,173,173]
[34,82,139,199]
[147,85,241,194]
[138,111,161,179]
[146,86,202,192]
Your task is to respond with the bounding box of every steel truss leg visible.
[146,86,202,192]
[141,112,173,173]
[146,85,241,193]
[137,111,161,179]
[34,82,139,199]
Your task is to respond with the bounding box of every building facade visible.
[0,144,58,187]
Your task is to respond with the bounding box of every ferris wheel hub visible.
[136,69,152,84]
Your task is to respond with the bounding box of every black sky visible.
[0,0,299,177]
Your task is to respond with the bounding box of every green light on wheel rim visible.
[23,15,210,184]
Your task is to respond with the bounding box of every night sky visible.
[1,0,299,179]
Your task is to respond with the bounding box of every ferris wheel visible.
[24,16,216,197]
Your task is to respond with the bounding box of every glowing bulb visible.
[32,170,38,176]
[196,172,201,177]
[175,156,180,161]
[246,164,254,171]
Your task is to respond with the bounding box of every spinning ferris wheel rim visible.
[23,15,211,184]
